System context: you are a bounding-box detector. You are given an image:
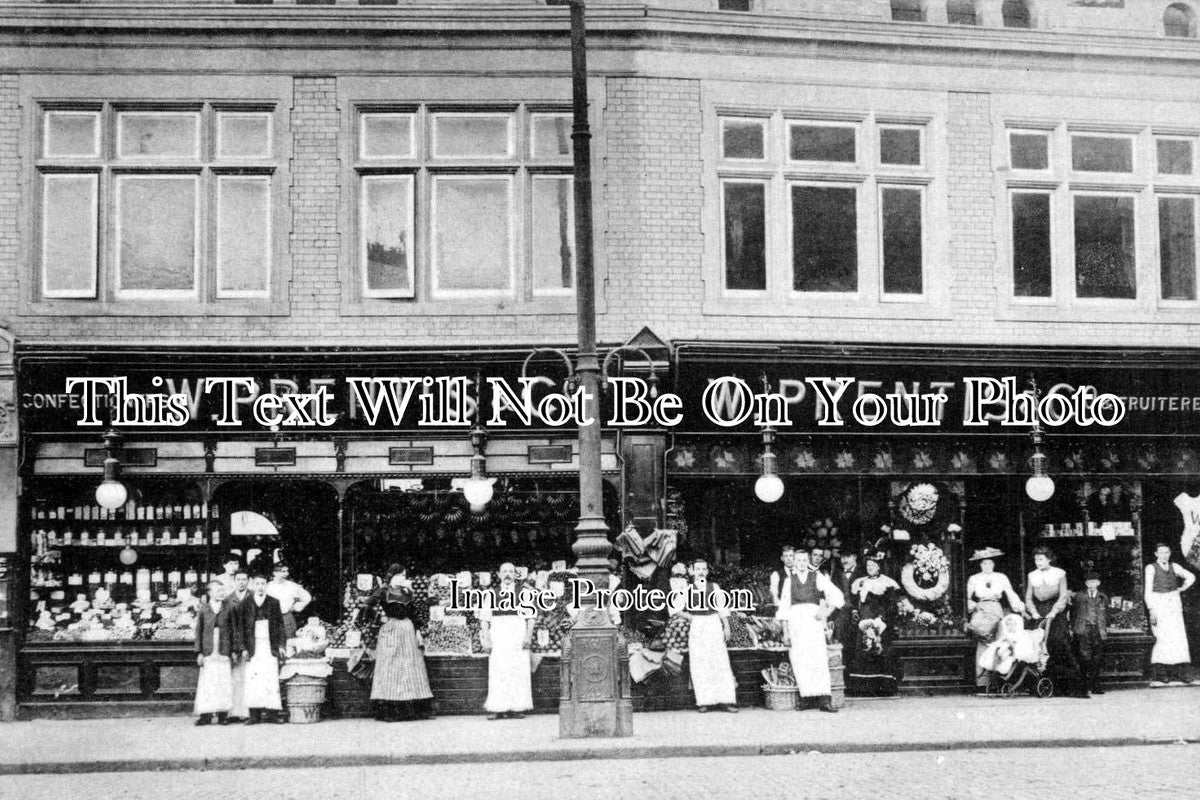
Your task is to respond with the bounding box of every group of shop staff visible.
[192,559,311,725]
[193,542,1200,725]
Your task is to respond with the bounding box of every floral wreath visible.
[901,543,951,602]
[899,483,939,526]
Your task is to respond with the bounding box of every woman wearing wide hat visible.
[846,550,902,697]
[965,547,1024,690]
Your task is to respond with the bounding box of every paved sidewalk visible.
[4,688,1200,775]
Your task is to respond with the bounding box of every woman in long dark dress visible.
[847,552,902,697]
[370,596,435,722]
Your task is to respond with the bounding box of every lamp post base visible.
[558,608,633,738]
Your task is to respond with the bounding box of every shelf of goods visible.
[27,500,222,646]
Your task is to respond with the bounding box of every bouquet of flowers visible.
[909,543,950,582]
[900,483,940,526]
[858,618,886,654]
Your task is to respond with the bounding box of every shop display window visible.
[26,479,217,644]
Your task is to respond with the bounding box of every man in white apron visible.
[224,569,252,722]
[1145,543,1198,686]
[780,549,844,713]
[480,563,535,720]
[241,575,288,724]
[670,559,738,713]
[193,580,235,726]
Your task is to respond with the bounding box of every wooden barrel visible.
[284,675,328,724]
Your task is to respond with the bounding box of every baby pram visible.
[978,615,1054,699]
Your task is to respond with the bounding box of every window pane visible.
[789,125,856,163]
[947,0,978,25]
[361,113,414,159]
[792,185,857,292]
[881,188,923,294]
[1012,192,1052,298]
[723,182,766,291]
[880,128,921,166]
[1071,136,1133,173]
[1010,133,1048,170]
[890,0,925,22]
[433,177,511,293]
[432,114,511,158]
[532,115,572,158]
[532,176,575,293]
[117,176,197,294]
[217,113,272,159]
[1159,197,1196,301]
[217,177,270,297]
[118,113,199,158]
[45,112,98,158]
[1157,139,1193,176]
[361,176,413,295]
[1074,195,1136,299]
[718,0,751,10]
[722,120,765,160]
[42,174,97,297]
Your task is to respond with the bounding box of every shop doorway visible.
[211,480,341,620]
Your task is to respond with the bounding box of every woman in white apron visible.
[1145,543,1198,686]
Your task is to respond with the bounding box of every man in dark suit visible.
[1072,570,1109,695]
[831,552,867,652]
[222,569,253,722]
[240,574,288,724]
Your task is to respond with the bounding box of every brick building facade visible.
[3,0,1200,718]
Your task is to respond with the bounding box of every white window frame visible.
[718,177,770,296]
[43,110,101,159]
[359,112,416,161]
[877,182,927,300]
[785,119,860,168]
[529,173,576,297]
[215,175,272,299]
[719,116,769,163]
[358,174,416,300]
[1154,192,1200,306]
[787,179,866,300]
[529,113,574,161]
[1007,188,1058,305]
[429,173,515,299]
[1068,190,1140,306]
[40,172,99,299]
[215,112,274,161]
[1007,129,1052,173]
[1069,132,1136,176]
[431,111,514,160]
[878,124,924,168]
[1154,135,1196,178]
[116,110,202,161]
[113,173,201,300]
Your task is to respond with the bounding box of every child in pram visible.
[977,614,1054,698]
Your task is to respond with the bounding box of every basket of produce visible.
[761,662,799,711]
[422,618,474,655]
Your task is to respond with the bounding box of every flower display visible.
[900,483,939,525]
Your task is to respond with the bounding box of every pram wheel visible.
[1036,677,1054,698]
[999,681,1017,698]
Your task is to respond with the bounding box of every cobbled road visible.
[3,745,1196,800]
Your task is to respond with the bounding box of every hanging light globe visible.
[96,478,128,510]
[1025,474,1055,502]
[754,473,784,503]
[462,477,496,509]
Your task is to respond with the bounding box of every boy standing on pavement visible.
[1072,571,1108,695]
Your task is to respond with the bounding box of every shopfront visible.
[13,346,627,717]
[664,342,1200,693]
